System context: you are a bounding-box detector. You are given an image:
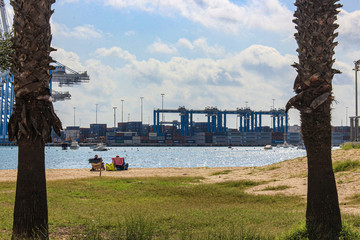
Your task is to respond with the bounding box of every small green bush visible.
[339,223,360,240]
[211,170,232,176]
[281,223,308,240]
[333,159,360,173]
[262,185,291,191]
[282,222,360,240]
[341,142,360,150]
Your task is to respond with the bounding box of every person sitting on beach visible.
[89,154,104,171]
[112,155,129,170]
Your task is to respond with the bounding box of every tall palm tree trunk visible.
[9,0,61,239]
[286,0,342,239]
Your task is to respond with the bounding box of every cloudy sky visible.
[5,0,360,129]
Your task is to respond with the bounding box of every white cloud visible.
[103,0,293,33]
[51,48,86,71]
[193,38,225,57]
[52,22,103,39]
[147,37,225,57]
[177,38,194,50]
[148,40,178,54]
[237,44,295,69]
[338,9,360,40]
[95,47,137,62]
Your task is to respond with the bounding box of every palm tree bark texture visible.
[8,0,62,239]
[286,0,342,239]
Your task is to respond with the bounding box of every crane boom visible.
[51,61,90,87]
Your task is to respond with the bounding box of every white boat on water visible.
[90,144,98,149]
[93,143,108,151]
[264,145,272,150]
[277,142,293,148]
[69,141,80,150]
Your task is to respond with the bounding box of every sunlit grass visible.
[333,159,360,173]
[341,142,360,150]
[0,176,359,239]
[210,170,232,176]
[262,185,291,191]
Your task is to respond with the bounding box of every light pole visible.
[245,101,248,108]
[140,97,144,123]
[95,104,98,124]
[346,107,348,127]
[113,106,117,128]
[354,60,360,141]
[121,100,124,122]
[272,99,275,109]
[161,93,165,122]
[73,107,76,126]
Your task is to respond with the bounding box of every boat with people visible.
[69,141,80,150]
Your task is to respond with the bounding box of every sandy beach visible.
[1,149,360,215]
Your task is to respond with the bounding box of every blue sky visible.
[5,0,360,128]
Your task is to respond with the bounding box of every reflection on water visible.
[0,146,308,170]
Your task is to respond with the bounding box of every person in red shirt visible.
[112,155,129,170]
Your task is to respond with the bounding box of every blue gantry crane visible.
[153,106,288,136]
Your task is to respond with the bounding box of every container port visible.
[45,108,350,147]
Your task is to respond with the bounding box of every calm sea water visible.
[0,146,308,170]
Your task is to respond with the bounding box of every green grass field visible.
[0,176,359,239]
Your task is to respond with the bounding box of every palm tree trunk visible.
[12,138,48,239]
[302,104,342,239]
[9,0,61,239]
[286,0,342,239]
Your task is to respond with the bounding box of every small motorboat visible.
[93,143,108,151]
[69,141,80,150]
[277,142,292,148]
[90,144,98,149]
[264,145,272,150]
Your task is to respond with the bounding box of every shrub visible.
[262,185,291,191]
[333,160,360,173]
[341,142,360,150]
